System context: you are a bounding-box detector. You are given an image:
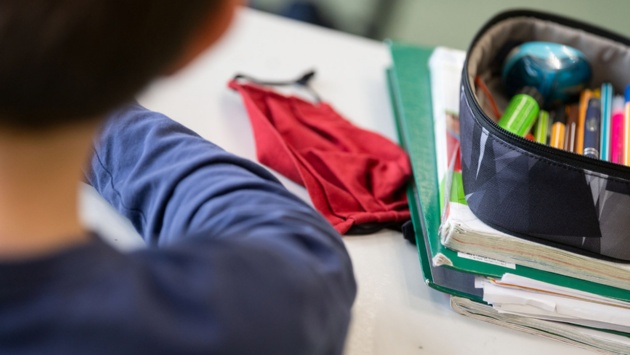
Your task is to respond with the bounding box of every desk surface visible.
[132,8,596,355]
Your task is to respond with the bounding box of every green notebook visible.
[387,42,482,302]
[386,41,630,303]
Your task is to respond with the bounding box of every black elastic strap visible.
[233,70,322,103]
[401,220,416,245]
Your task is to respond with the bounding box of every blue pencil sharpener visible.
[502,41,592,108]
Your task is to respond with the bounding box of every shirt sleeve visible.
[85,103,356,354]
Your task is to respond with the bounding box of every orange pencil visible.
[576,89,592,154]
[565,104,579,153]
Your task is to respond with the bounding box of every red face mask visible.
[229,71,411,234]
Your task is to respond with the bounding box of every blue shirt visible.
[0,104,356,354]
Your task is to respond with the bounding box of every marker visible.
[534,110,549,144]
[576,89,592,154]
[564,104,578,153]
[600,83,613,161]
[583,98,601,159]
[498,87,541,136]
[624,85,630,166]
[611,95,625,164]
[550,106,566,150]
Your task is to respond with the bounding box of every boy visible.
[0,1,356,354]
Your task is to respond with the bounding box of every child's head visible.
[0,0,235,130]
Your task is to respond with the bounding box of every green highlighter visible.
[533,110,549,144]
[498,87,542,137]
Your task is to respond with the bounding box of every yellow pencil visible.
[550,107,567,150]
[576,89,592,155]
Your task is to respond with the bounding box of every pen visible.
[534,110,549,144]
[611,95,625,164]
[565,104,578,153]
[600,83,613,161]
[624,85,630,166]
[550,106,566,150]
[583,98,602,159]
[576,89,592,154]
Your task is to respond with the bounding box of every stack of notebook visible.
[386,41,630,354]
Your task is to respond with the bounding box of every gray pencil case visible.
[459,10,630,262]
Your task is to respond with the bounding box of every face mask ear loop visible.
[232,70,322,104]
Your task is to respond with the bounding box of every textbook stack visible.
[386,41,630,354]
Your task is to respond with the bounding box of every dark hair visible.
[0,1,221,129]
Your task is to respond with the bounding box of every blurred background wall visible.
[248,0,630,49]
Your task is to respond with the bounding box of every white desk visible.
[88,8,595,355]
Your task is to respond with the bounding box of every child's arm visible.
[86,103,356,354]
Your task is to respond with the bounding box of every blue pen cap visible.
[502,42,591,108]
[625,84,630,102]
